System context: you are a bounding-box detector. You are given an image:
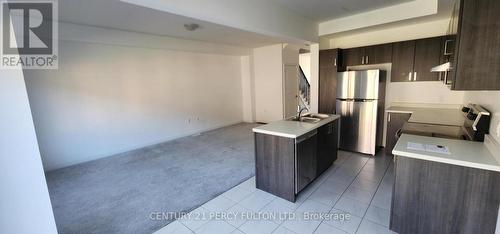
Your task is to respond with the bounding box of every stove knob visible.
[461,107,471,113]
[467,113,478,120]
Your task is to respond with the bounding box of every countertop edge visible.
[252,115,339,139]
[252,129,297,138]
[392,149,500,172]
[385,109,414,113]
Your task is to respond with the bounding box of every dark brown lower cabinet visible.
[255,133,295,202]
[296,131,318,193]
[391,156,500,234]
[385,112,412,153]
[255,119,339,202]
[317,121,338,176]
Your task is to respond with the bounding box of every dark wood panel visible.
[365,43,393,64]
[453,0,500,90]
[319,67,337,114]
[413,37,442,81]
[319,49,339,69]
[255,133,296,202]
[343,47,365,67]
[385,112,411,153]
[296,132,317,193]
[391,156,500,234]
[319,49,339,114]
[316,121,337,176]
[391,41,416,82]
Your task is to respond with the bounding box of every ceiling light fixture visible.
[184,23,200,31]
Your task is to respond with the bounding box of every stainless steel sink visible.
[288,116,321,123]
[303,113,329,119]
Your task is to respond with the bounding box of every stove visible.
[400,104,491,142]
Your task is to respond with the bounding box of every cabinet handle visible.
[361,56,364,64]
[334,58,337,66]
[366,56,369,64]
[444,71,449,85]
[414,72,417,81]
[388,113,391,122]
[408,72,412,81]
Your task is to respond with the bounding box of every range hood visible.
[431,62,451,72]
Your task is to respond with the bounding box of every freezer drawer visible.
[336,100,378,155]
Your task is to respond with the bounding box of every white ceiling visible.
[56,0,284,48]
[270,0,414,22]
[53,0,453,48]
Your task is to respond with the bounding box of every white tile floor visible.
[155,150,397,234]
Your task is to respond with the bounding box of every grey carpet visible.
[45,123,260,234]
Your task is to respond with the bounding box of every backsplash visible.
[463,91,500,144]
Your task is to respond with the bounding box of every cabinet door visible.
[365,43,393,64]
[319,67,337,114]
[318,49,342,114]
[296,132,317,193]
[385,112,412,153]
[413,37,442,81]
[391,41,415,82]
[343,47,365,67]
[319,49,339,114]
[453,0,500,90]
[316,123,337,176]
[319,49,339,69]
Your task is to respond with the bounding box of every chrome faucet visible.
[296,106,309,120]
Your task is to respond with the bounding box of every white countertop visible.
[386,106,465,126]
[252,114,340,138]
[393,134,500,172]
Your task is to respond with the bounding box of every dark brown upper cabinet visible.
[364,44,393,65]
[319,49,340,114]
[413,37,442,81]
[343,47,364,67]
[450,0,500,90]
[391,40,416,82]
[343,44,393,67]
[391,37,442,82]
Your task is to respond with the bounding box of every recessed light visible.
[184,23,200,31]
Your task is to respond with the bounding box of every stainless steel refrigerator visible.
[336,70,386,155]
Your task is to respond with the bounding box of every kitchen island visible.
[391,134,500,234]
[252,114,340,202]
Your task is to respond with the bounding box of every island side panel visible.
[391,156,500,234]
[255,132,296,202]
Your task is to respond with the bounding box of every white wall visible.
[0,25,57,234]
[240,56,255,122]
[309,44,320,113]
[24,23,246,171]
[463,92,500,144]
[388,82,465,105]
[349,64,465,106]
[252,44,284,123]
